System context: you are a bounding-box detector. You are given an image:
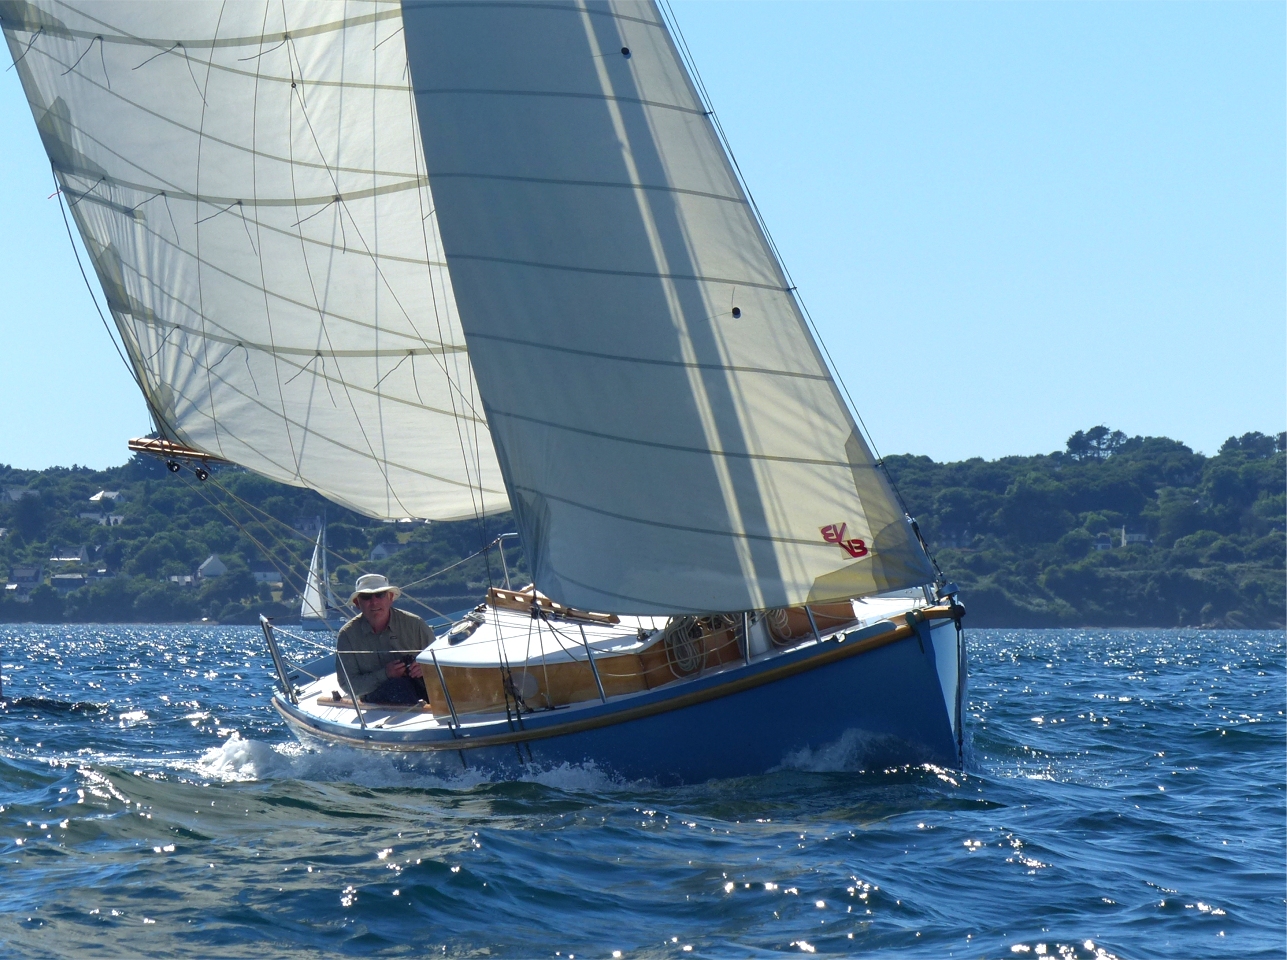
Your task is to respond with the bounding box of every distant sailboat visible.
[5,0,966,780]
[299,525,350,633]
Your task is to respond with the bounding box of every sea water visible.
[0,625,1281,958]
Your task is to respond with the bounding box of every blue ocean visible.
[0,625,1281,958]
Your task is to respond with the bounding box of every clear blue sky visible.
[0,1,1282,471]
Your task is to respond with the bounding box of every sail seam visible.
[60,169,427,209]
[412,87,703,117]
[467,332,829,381]
[62,178,452,287]
[406,1,664,30]
[425,170,743,205]
[161,357,504,495]
[445,253,787,292]
[489,409,853,468]
[23,43,423,185]
[509,484,854,549]
[19,8,402,50]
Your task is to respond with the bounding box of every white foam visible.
[773,728,916,773]
[194,733,631,792]
[198,733,296,782]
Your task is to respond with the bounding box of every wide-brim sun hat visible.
[348,573,403,604]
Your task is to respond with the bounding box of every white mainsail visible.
[1,0,506,522]
[400,0,935,613]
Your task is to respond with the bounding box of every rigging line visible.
[193,471,317,575]
[162,192,181,243]
[194,199,241,226]
[278,69,468,395]
[58,3,395,51]
[373,24,402,50]
[15,31,428,187]
[402,77,493,545]
[373,351,412,390]
[237,201,258,255]
[198,473,349,578]
[284,79,416,520]
[657,3,915,540]
[64,176,106,210]
[100,218,473,364]
[7,26,43,70]
[131,41,178,71]
[53,169,174,437]
[191,0,230,462]
[61,34,101,77]
[249,1,305,480]
[237,38,287,62]
[174,470,316,605]
[147,351,504,495]
[392,592,455,624]
[196,453,479,610]
[394,540,500,593]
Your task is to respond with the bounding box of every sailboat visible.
[4,0,966,781]
[299,524,350,633]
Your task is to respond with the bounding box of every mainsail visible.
[6,0,936,616]
[0,0,506,522]
[400,0,935,613]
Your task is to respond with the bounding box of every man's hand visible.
[385,659,423,679]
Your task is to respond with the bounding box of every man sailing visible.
[336,574,436,704]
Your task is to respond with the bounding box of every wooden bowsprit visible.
[127,436,229,480]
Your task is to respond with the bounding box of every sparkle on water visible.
[0,625,1282,958]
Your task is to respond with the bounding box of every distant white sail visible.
[2,0,506,521]
[300,533,327,622]
[401,0,935,613]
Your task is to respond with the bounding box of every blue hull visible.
[276,617,964,784]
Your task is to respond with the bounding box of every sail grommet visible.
[731,307,741,319]
[620,47,631,58]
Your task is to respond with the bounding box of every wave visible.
[193,732,632,793]
[0,696,107,714]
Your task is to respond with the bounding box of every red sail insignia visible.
[820,523,869,559]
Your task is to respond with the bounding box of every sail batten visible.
[4,0,507,521]
[402,0,935,612]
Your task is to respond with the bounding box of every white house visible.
[1120,527,1152,548]
[51,573,87,594]
[6,566,44,601]
[250,561,282,584]
[197,555,228,579]
[50,545,90,564]
[369,542,404,562]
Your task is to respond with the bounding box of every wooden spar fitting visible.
[127,436,230,463]
[486,585,620,624]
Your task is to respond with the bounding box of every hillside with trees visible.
[0,427,1281,627]
[885,427,1284,628]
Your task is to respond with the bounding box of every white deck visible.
[284,593,927,734]
[419,594,923,671]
